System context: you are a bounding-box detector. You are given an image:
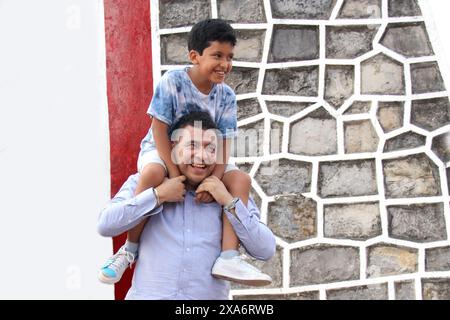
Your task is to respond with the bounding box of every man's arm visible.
[224,198,276,261]
[97,174,162,237]
[196,176,276,261]
[97,174,186,237]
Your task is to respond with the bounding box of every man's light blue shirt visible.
[97,173,276,300]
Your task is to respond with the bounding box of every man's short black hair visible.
[170,110,218,135]
[188,19,236,55]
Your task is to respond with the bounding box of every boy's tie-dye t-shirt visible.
[139,67,238,156]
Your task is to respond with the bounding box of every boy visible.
[98,19,272,286]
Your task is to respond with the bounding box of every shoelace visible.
[106,249,136,271]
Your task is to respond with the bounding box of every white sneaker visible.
[211,255,272,287]
[98,246,136,284]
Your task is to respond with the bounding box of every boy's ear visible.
[188,50,201,65]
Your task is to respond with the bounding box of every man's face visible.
[172,125,219,186]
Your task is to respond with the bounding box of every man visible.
[97,111,276,299]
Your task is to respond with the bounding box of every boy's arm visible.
[152,118,180,178]
[211,138,231,180]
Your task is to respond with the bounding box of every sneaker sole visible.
[98,271,120,285]
[212,274,272,287]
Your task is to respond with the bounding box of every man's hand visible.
[155,175,186,204]
[195,176,234,206]
[195,191,215,203]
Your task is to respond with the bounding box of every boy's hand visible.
[196,176,233,206]
[195,191,214,203]
[155,175,186,203]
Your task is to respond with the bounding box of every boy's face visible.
[190,41,234,84]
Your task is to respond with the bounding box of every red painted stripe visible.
[103,0,153,300]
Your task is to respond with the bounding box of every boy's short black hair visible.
[188,19,236,55]
[170,110,218,135]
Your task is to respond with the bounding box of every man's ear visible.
[188,49,201,65]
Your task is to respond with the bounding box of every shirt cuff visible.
[224,199,251,230]
[132,187,163,217]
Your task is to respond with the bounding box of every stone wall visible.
[153,0,450,299]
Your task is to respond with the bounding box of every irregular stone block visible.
[388,0,422,17]
[266,101,313,117]
[361,53,405,95]
[160,33,189,65]
[411,62,445,94]
[270,0,337,20]
[250,188,262,212]
[234,291,319,300]
[381,23,433,57]
[411,98,450,132]
[422,278,450,300]
[268,195,317,242]
[432,131,450,163]
[269,26,319,62]
[367,244,418,278]
[159,0,211,29]
[384,132,426,152]
[263,67,319,96]
[338,0,381,19]
[217,0,266,23]
[447,168,450,195]
[289,108,337,156]
[324,202,381,240]
[232,246,283,289]
[234,30,266,63]
[383,154,441,198]
[319,160,378,198]
[426,246,450,272]
[377,101,404,133]
[326,26,379,59]
[232,119,264,157]
[344,101,371,115]
[325,65,354,109]
[344,120,379,153]
[236,162,253,174]
[226,67,259,95]
[290,245,360,286]
[270,120,283,154]
[388,203,447,242]
[395,280,416,300]
[237,99,262,121]
[255,159,312,196]
[327,283,388,300]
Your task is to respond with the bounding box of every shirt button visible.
[186,248,190,252]
[183,268,187,272]
[187,229,191,233]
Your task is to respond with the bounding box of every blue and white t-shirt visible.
[139,67,238,156]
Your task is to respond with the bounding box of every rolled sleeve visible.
[224,197,276,261]
[97,174,163,237]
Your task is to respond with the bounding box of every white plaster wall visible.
[0,0,113,299]
[423,0,450,91]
